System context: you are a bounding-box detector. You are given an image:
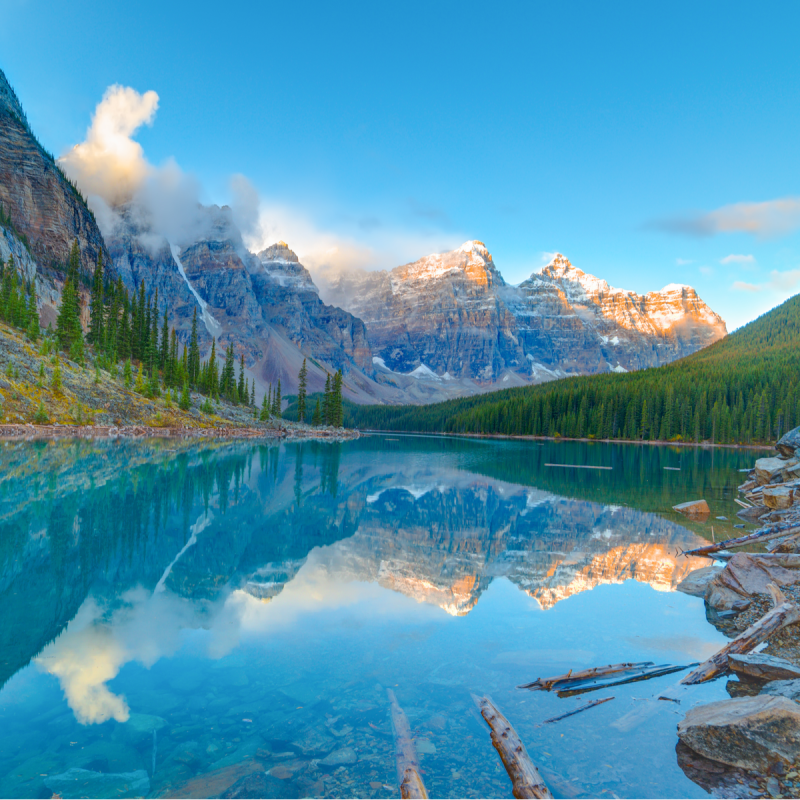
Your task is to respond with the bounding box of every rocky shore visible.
[0,421,358,441]
[672,425,800,797]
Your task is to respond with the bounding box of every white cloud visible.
[59,85,159,205]
[720,253,756,265]
[540,251,560,265]
[656,197,800,239]
[699,265,714,276]
[676,257,693,265]
[731,268,800,294]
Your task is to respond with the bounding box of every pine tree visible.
[312,397,321,426]
[272,379,282,418]
[88,251,104,344]
[332,369,343,427]
[250,379,255,406]
[56,278,82,354]
[51,359,62,392]
[179,379,191,411]
[297,358,308,423]
[188,307,200,385]
[134,364,145,394]
[26,287,39,342]
[260,391,269,422]
[323,373,331,424]
[237,354,246,403]
[123,358,132,388]
[160,309,169,372]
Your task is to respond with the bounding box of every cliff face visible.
[0,68,109,278]
[327,244,727,388]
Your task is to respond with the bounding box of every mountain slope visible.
[0,68,109,282]
[326,243,726,388]
[345,292,800,445]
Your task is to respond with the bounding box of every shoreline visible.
[0,423,359,442]
[357,429,772,450]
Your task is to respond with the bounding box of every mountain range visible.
[0,67,727,406]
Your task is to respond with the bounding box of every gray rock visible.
[729,653,800,682]
[220,771,298,799]
[761,678,800,701]
[755,456,797,485]
[777,425,800,458]
[319,746,357,766]
[44,768,150,799]
[677,695,800,771]
[704,553,800,612]
[677,566,723,597]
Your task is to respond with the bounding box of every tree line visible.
[345,292,800,446]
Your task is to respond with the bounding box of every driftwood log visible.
[681,584,800,684]
[387,689,428,799]
[682,523,800,557]
[518,662,651,691]
[472,695,553,799]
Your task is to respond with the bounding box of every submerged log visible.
[681,523,800,557]
[541,696,614,724]
[682,584,800,685]
[472,695,553,799]
[518,662,652,691]
[387,689,428,800]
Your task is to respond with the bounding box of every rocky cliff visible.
[327,243,727,389]
[0,68,109,279]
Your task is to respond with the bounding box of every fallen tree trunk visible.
[541,696,614,724]
[518,662,652,691]
[472,695,553,799]
[555,663,697,696]
[387,689,428,799]
[682,524,800,557]
[681,584,800,685]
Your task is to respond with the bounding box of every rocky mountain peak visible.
[0,68,27,128]
[258,241,299,263]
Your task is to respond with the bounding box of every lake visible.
[0,435,769,798]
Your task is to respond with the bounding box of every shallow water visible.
[0,435,769,798]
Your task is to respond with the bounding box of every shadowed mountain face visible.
[0,435,728,696]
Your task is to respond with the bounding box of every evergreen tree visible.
[26,287,39,342]
[323,373,331,424]
[297,358,308,422]
[250,379,255,406]
[188,307,200,384]
[160,309,169,372]
[312,397,321,426]
[179,379,191,411]
[237,354,246,403]
[88,251,104,344]
[332,369,343,427]
[56,278,82,353]
[260,391,269,421]
[123,358,133,387]
[272,379,282,418]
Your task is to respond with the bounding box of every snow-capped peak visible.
[458,240,491,259]
[659,283,691,293]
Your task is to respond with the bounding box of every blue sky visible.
[2,0,800,329]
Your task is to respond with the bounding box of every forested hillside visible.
[345,293,800,445]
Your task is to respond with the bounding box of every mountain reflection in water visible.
[0,436,763,798]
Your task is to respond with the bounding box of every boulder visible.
[763,486,795,510]
[736,504,769,522]
[44,768,150,799]
[673,499,710,518]
[220,771,297,799]
[115,713,168,747]
[761,678,800,702]
[729,653,800,682]
[704,553,800,612]
[677,566,724,597]
[777,425,800,458]
[677,695,800,771]
[755,456,798,486]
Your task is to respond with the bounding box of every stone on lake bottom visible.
[677,695,800,771]
[320,746,357,766]
[728,653,800,682]
[44,768,150,799]
[673,499,710,518]
[220,771,298,799]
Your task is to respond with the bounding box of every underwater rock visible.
[44,767,150,798]
[320,746,357,766]
[117,712,167,747]
[673,499,710,518]
[220,770,298,798]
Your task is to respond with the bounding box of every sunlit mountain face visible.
[0,436,760,798]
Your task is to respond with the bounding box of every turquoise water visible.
[0,436,768,798]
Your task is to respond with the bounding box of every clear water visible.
[0,435,769,798]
